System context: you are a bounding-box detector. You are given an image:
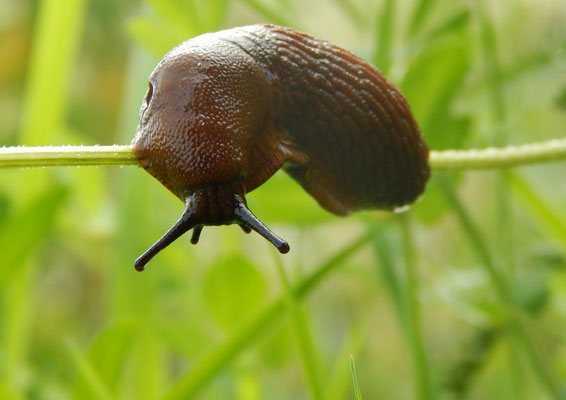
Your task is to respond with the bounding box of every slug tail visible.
[233,195,290,254]
[135,197,197,271]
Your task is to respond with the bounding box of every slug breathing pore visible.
[131,24,430,271]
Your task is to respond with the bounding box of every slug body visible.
[132,24,430,270]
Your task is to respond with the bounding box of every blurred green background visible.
[1,0,566,398]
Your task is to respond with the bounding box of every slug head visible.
[131,33,287,270]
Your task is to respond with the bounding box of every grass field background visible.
[1,0,566,398]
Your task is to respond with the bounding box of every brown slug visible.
[132,24,430,271]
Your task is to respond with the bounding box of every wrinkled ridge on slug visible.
[131,24,430,270]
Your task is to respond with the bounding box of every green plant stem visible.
[399,215,435,400]
[0,145,138,168]
[4,138,566,170]
[429,138,566,171]
[273,252,324,400]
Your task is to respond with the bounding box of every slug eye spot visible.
[145,83,154,104]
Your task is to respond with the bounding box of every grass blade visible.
[444,328,497,396]
[326,323,369,400]
[370,217,435,400]
[20,0,88,145]
[439,178,509,300]
[66,337,115,400]
[508,173,566,248]
[398,215,435,400]
[273,253,324,399]
[371,227,406,330]
[373,0,395,74]
[473,2,505,143]
[0,263,33,389]
[350,355,363,400]
[426,9,470,42]
[408,0,438,38]
[329,0,367,31]
[0,186,68,387]
[145,0,200,36]
[201,0,230,30]
[238,0,292,27]
[0,186,68,284]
